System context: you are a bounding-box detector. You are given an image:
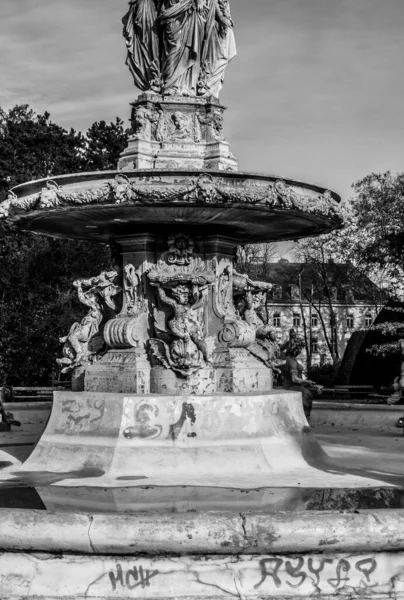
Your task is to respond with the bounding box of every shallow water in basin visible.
[0,484,403,514]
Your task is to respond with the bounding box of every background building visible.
[253,259,386,366]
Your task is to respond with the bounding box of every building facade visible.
[253,260,385,366]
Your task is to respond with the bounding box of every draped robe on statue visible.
[122,0,236,97]
[202,0,237,97]
[123,0,161,91]
[159,0,216,96]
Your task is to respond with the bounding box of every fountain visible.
[0,2,403,598]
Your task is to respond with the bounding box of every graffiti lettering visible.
[307,558,334,585]
[328,559,351,589]
[254,558,283,589]
[285,557,307,588]
[109,564,159,591]
[254,556,378,591]
[356,558,377,584]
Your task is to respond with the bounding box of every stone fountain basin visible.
[6,170,342,242]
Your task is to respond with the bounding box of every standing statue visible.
[122,0,236,97]
[122,0,161,92]
[201,0,236,97]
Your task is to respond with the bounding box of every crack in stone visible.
[194,571,239,598]
[87,515,97,555]
[239,513,248,548]
[84,571,106,599]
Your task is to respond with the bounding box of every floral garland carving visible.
[0,173,341,221]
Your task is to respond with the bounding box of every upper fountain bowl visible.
[1,170,342,244]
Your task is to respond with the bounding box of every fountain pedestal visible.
[118,94,238,172]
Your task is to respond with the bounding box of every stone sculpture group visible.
[123,0,236,98]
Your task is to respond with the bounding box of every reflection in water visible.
[0,484,402,514]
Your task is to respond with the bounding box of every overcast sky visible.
[1,0,404,201]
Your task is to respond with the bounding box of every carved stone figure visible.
[124,263,141,315]
[202,0,236,97]
[232,270,273,295]
[150,282,210,375]
[280,335,323,420]
[234,288,282,371]
[122,0,162,92]
[132,105,153,138]
[122,0,236,97]
[147,234,215,376]
[57,271,122,373]
[57,282,105,373]
[170,112,193,140]
[38,181,61,208]
[79,270,122,312]
[113,174,133,204]
[0,191,16,218]
[198,109,224,140]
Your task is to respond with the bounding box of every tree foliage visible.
[0,105,130,385]
[296,172,404,359]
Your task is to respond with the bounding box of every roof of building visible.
[245,259,387,305]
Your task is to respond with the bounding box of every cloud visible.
[1,0,404,198]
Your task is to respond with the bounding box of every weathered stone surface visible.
[118,95,238,172]
[1,509,404,556]
[0,550,403,599]
[85,349,151,394]
[311,401,404,428]
[1,171,342,243]
[0,391,397,491]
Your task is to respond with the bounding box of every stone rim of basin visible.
[1,170,343,243]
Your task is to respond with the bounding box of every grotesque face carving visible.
[172,285,190,305]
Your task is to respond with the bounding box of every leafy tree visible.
[236,243,278,278]
[0,105,85,193]
[294,234,386,365]
[82,118,130,172]
[0,105,129,385]
[347,171,404,295]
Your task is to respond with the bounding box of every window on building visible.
[290,285,300,301]
[273,312,281,327]
[273,285,283,300]
[345,289,355,304]
[293,313,301,328]
[311,315,318,328]
[311,337,319,353]
[365,313,373,327]
[347,314,354,329]
[330,286,338,302]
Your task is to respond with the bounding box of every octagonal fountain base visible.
[0,390,394,496]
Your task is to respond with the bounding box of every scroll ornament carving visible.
[0,175,341,220]
[57,270,122,373]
